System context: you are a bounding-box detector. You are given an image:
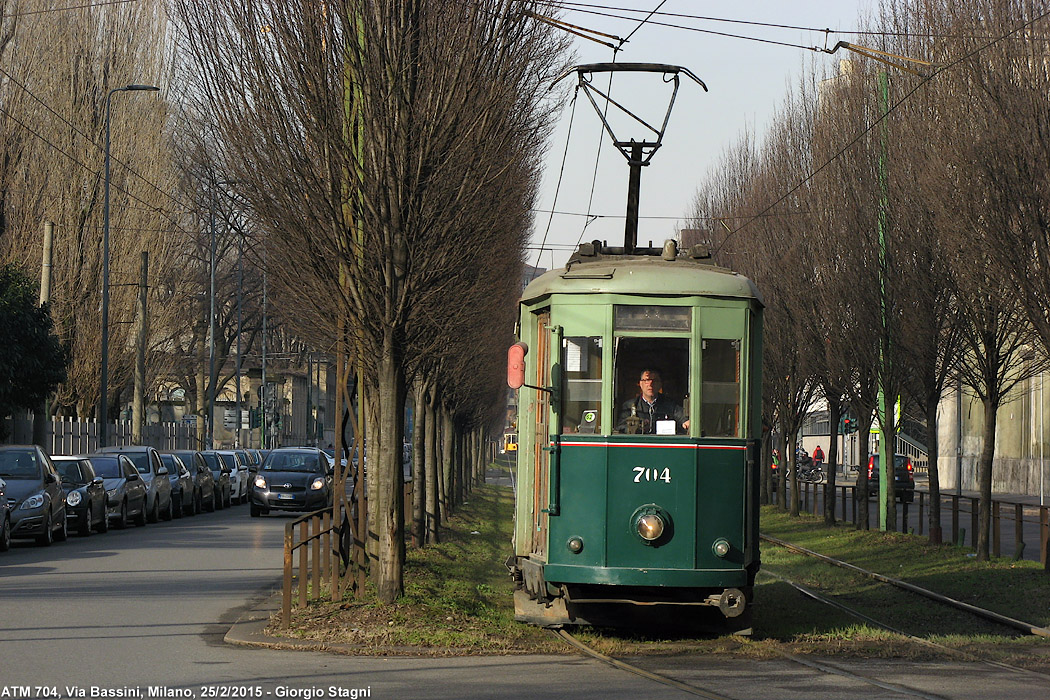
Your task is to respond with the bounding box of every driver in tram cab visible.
[617,369,689,435]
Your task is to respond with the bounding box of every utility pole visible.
[132,252,148,444]
[33,221,54,449]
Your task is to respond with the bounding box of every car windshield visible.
[160,455,180,473]
[0,449,40,478]
[89,457,123,478]
[262,452,321,473]
[120,452,151,474]
[55,461,88,484]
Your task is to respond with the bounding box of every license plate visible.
[278,493,294,500]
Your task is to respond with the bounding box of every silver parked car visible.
[97,446,173,522]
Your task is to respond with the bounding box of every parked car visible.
[168,450,215,513]
[88,454,147,528]
[216,450,249,505]
[198,451,232,508]
[857,453,916,503]
[0,445,68,545]
[97,446,173,522]
[52,456,108,536]
[0,477,10,551]
[249,447,333,517]
[159,453,195,517]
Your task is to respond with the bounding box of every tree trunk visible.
[926,393,943,544]
[372,333,405,602]
[441,407,453,522]
[825,400,840,525]
[410,380,426,548]
[788,429,800,517]
[424,391,439,544]
[976,397,996,561]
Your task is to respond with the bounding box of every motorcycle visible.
[789,450,825,483]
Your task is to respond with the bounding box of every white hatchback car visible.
[215,451,249,505]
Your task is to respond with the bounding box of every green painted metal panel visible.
[604,440,697,570]
[546,440,608,567]
[694,443,747,569]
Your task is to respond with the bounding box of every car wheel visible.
[173,492,184,519]
[36,511,53,546]
[133,499,147,527]
[80,506,93,536]
[97,504,109,533]
[250,502,262,517]
[55,509,68,542]
[116,500,129,529]
[206,490,216,512]
[147,496,159,524]
[162,496,174,521]
[0,515,10,552]
[224,489,231,508]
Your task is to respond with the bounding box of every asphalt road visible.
[2,487,1048,700]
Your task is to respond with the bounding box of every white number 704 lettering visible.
[632,467,671,483]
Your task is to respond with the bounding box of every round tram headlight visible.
[566,536,584,554]
[712,538,731,558]
[637,514,664,541]
[630,505,671,545]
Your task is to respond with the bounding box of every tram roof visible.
[521,253,763,306]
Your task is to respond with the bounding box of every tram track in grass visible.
[552,627,962,700]
[548,534,1050,698]
[760,533,1050,680]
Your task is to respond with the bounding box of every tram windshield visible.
[612,337,690,435]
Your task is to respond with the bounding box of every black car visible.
[159,453,194,517]
[52,456,108,536]
[0,477,10,552]
[198,451,232,509]
[88,454,148,529]
[0,445,68,545]
[168,450,216,513]
[249,447,333,517]
[857,453,916,503]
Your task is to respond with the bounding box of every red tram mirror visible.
[507,342,528,389]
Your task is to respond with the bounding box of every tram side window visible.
[612,337,690,435]
[702,339,741,438]
[561,336,602,434]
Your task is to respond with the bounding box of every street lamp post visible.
[100,84,159,449]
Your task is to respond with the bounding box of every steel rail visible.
[761,533,1050,638]
[759,568,1050,682]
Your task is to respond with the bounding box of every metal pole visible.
[261,256,268,449]
[101,89,114,449]
[624,141,643,252]
[236,235,243,448]
[208,179,216,449]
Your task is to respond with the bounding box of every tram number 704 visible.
[633,466,671,483]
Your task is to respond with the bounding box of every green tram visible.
[506,240,763,632]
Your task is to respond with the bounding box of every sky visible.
[529,0,873,270]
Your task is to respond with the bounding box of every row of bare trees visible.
[689,0,1050,561]
[0,1,273,433]
[171,0,567,601]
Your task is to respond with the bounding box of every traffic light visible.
[840,415,857,434]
